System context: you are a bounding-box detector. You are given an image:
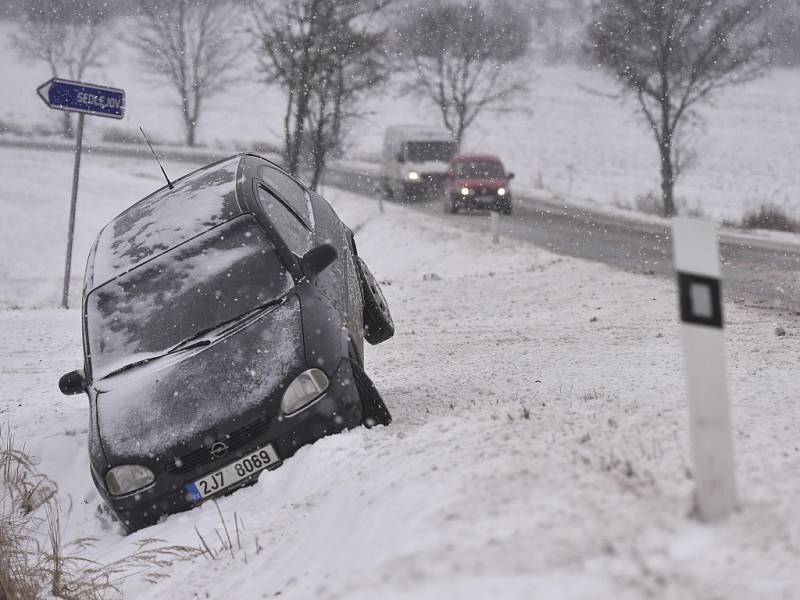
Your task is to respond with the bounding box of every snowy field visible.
[3,20,800,222]
[1,146,800,598]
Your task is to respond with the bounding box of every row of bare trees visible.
[12,0,534,189]
[11,0,788,213]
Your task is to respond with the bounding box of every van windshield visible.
[86,214,292,380]
[406,141,456,162]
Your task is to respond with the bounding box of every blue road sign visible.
[37,78,125,120]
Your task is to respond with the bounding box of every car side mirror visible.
[396,153,405,163]
[507,172,515,180]
[301,244,338,279]
[59,369,87,395]
[447,170,455,178]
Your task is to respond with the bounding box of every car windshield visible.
[456,161,505,178]
[405,141,456,162]
[86,214,292,380]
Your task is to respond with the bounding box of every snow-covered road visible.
[2,151,800,598]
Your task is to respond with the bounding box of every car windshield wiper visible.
[100,297,286,380]
[102,355,165,379]
[166,297,286,355]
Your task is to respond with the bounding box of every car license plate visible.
[477,195,495,204]
[185,444,280,502]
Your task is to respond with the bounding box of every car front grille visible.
[164,416,271,475]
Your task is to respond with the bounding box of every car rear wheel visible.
[356,257,394,345]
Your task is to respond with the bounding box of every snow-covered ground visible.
[2,147,799,598]
[3,20,800,222]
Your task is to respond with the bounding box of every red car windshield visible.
[455,161,505,179]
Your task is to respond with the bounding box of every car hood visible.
[455,178,508,189]
[95,295,304,461]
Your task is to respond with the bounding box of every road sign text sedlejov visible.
[37,78,125,120]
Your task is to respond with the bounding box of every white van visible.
[381,125,458,201]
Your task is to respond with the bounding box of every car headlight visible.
[460,187,470,196]
[407,171,420,181]
[281,369,329,416]
[106,465,155,496]
[497,187,506,196]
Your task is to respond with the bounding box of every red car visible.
[443,154,514,215]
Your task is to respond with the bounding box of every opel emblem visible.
[210,441,229,459]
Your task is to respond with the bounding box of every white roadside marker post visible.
[672,218,738,522]
[490,210,500,244]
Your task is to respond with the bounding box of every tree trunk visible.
[185,120,196,147]
[61,111,73,139]
[659,138,676,217]
[659,90,676,217]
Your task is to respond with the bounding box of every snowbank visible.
[2,168,799,597]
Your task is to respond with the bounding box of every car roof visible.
[86,155,245,291]
[452,154,503,163]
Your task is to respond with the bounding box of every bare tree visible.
[131,0,240,147]
[398,0,532,146]
[249,0,391,183]
[588,0,772,216]
[14,0,113,138]
[304,29,389,188]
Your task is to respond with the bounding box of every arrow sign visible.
[37,78,125,120]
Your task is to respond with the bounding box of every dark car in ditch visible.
[58,154,394,532]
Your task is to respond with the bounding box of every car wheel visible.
[452,197,460,214]
[356,256,394,345]
[501,201,512,215]
[351,357,392,428]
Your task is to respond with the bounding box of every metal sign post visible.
[672,218,737,521]
[37,78,125,308]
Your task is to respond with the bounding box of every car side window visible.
[256,185,313,256]
[257,164,311,227]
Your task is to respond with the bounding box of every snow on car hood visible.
[95,296,303,460]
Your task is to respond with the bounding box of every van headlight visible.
[106,465,155,496]
[497,187,506,196]
[460,187,470,196]
[407,171,420,181]
[281,369,329,416]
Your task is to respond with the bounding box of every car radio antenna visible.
[140,126,173,189]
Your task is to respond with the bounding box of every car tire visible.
[501,201,512,215]
[351,358,392,428]
[356,257,394,345]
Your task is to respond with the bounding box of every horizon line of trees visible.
[9,0,799,215]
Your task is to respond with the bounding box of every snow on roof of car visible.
[88,156,243,289]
